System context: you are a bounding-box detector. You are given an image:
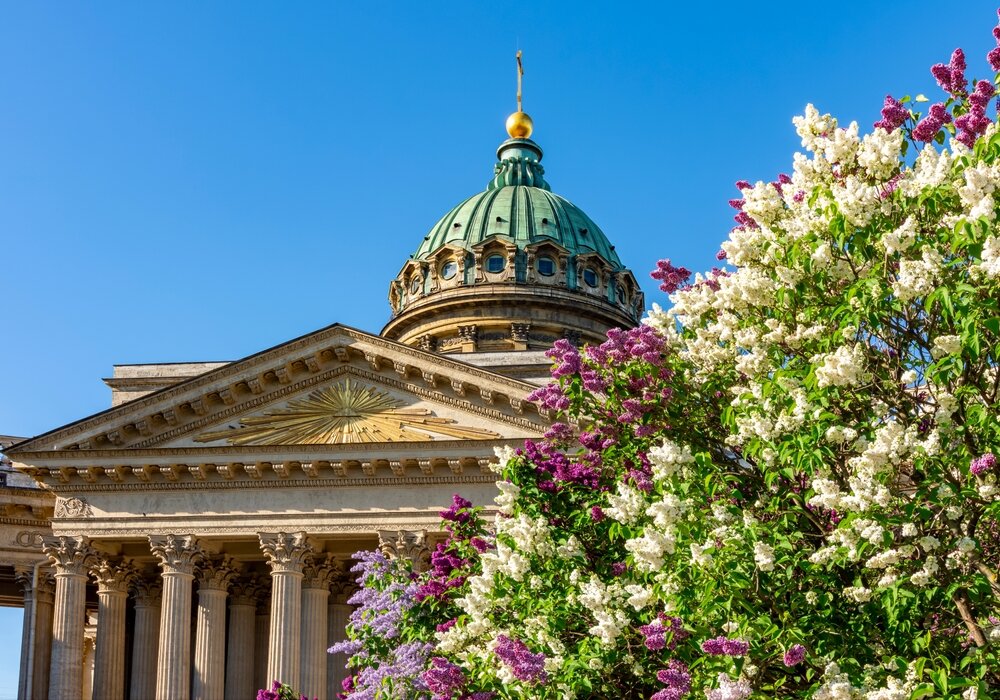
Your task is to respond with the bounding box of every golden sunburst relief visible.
[194,379,500,445]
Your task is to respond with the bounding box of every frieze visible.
[35,473,496,493]
[12,530,47,548]
[76,520,462,537]
[54,496,93,519]
[8,325,542,454]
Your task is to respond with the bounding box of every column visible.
[300,556,340,700]
[14,566,34,700]
[253,590,271,694]
[129,579,162,700]
[90,558,136,700]
[378,529,431,572]
[192,556,238,700]
[225,575,263,700]
[42,535,97,700]
[259,532,314,690]
[327,595,353,700]
[31,572,55,700]
[149,534,205,700]
[81,629,96,700]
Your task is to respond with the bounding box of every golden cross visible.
[516,50,524,112]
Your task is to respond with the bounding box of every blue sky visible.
[1,2,998,696]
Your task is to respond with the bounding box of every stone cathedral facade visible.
[0,109,642,700]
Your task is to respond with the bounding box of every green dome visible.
[411,138,623,267]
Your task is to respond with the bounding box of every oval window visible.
[409,276,421,294]
[583,268,599,287]
[440,261,458,280]
[537,256,556,276]
[485,254,506,273]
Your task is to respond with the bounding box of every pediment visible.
[7,324,549,460]
[175,372,512,448]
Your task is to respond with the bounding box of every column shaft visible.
[130,599,161,700]
[300,587,330,700]
[32,583,55,700]
[267,570,303,688]
[91,589,128,700]
[224,602,256,700]
[327,603,352,699]
[15,569,33,700]
[192,588,228,700]
[254,609,270,693]
[156,571,195,700]
[48,572,88,700]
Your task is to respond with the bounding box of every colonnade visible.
[16,531,381,700]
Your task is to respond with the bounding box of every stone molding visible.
[149,534,205,575]
[42,535,98,576]
[198,554,240,591]
[259,531,315,574]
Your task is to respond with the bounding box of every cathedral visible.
[0,101,642,700]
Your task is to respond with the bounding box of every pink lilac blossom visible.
[493,635,548,683]
[651,259,692,293]
[640,615,688,651]
[931,48,968,96]
[783,644,807,666]
[912,103,953,142]
[971,452,997,475]
[701,636,750,657]
[956,80,996,147]
[874,95,910,131]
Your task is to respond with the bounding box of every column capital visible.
[259,531,315,574]
[43,535,98,576]
[90,557,139,593]
[198,554,240,592]
[149,534,205,575]
[378,529,431,572]
[230,573,266,606]
[132,577,162,607]
[302,553,346,591]
[13,564,33,594]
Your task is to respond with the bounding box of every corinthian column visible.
[259,532,314,690]
[300,555,342,700]
[378,530,431,572]
[129,578,162,700]
[327,592,353,700]
[14,566,34,700]
[31,571,55,700]
[192,556,238,700]
[253,589,271,693]
[90,558,137,700]
[149,534,205,700]
[225,575,264,700]
[42,535,97,700]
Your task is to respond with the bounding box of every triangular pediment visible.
[7,324,549,461]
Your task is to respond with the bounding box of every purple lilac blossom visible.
[493,635,548,683]
[651,660,692,699]
[422,657,467,700]
[971,452,997,475]
[912,103,952,142]
[650,259,692,293]
[701,636,750,657]
[874,95,909,131]
[783,644,807,666]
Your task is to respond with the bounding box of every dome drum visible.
[382,121,643,355]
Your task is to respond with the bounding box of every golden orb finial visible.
[506,111,534,139]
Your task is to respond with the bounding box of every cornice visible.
[7,324,545,455]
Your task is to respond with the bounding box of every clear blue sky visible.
[1,2,998,696]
